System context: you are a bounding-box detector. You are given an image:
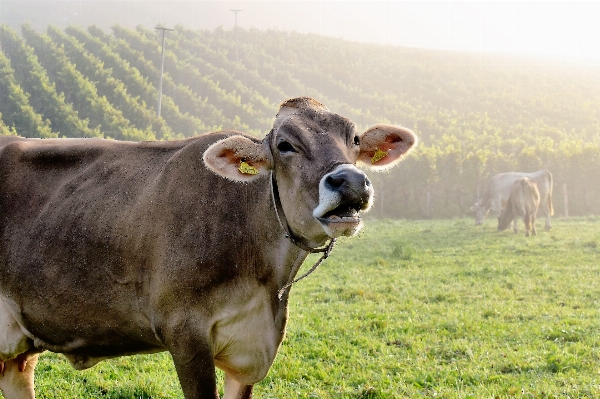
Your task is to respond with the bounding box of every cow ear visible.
[203,136,271,182]
[357,124,417,171]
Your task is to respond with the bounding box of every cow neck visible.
[269,170,333,254]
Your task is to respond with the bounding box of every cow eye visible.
[353,136,360,146]
[277,141,296,153]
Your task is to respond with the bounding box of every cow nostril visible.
[365,178,371,187]
[325,174,345,189]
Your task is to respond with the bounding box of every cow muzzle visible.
[313,164,373,238]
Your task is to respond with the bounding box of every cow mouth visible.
[316,203,364,238]
[317,204,361,224]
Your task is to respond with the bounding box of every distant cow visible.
[471,170,553,231]
[498,178,541,236]
[0,97,416,399]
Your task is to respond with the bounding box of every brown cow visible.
[497,177,541,237]
[0,97,416,399]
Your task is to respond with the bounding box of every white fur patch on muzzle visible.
[313,164,374,238]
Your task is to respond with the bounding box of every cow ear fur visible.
[357,124,417,171]
[203,136,271,182]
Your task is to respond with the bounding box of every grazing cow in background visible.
[0,97,416,399]
[498,177,541,236]
[471,169,553,231]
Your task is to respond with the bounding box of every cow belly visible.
[63,347,165,370]
[0,293,163,369]
[212,288,280,385]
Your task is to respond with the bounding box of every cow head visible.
[203,97,416,246]
[470,202,489,225]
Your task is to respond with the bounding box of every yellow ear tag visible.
[371,148,388,164]
[238,161,259,175]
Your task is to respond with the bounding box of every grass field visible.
[19,217,600,398]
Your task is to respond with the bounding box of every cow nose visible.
[324,169,372,202]
[325,170,370,190]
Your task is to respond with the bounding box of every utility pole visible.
[155,25,174,117]
[230,9,242,62]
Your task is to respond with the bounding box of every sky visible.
[1,1,599,65]
[235,1,600,62]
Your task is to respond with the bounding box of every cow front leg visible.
[512,217,519,234]
[160,313,220,398]
[0,353,39,399]
[170,346,219,399]
[223,374,253,399]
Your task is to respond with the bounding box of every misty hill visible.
[1,24,599,218]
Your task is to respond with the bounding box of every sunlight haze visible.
[1,1,599,64]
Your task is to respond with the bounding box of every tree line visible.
[1,24,599,218]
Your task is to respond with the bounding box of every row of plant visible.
[89,25,228,133]
[111,25,261,134]
[47,26,174,139]
[22,24,155,141]
[0,25,94,138]
[0,46,53,138]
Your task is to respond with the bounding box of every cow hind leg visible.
[0,299,40,398]
[544,211,551,231]
[0,353,39,399]
[523,214,530,237]
[223,374,254,399]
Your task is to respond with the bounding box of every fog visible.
[1,1,599,65]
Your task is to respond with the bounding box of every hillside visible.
[1,24,600,218]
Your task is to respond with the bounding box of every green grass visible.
[14,217,600,398]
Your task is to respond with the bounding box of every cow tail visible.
[546,170,554,215]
